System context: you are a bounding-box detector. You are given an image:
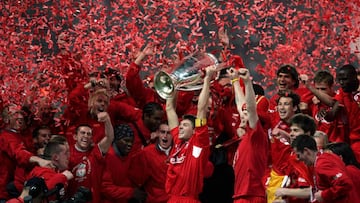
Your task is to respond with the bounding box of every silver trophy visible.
[154,52,219,99]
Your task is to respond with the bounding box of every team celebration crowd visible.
[1,34,360,203]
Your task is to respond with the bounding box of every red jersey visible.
[165,126,210,203]
[345,165,360,202]
[313,152,354,203]
[233,121,268,199]
[129,144,170,203]
[125,62,163,109]
[101,146,137,203]
[309,102,349,143]
[0,130,33,199]
[68,144,105,203]
[269,120,292,176]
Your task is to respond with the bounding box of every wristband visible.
[195,118,207,127]
[231,78,239,84]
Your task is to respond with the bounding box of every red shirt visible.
[233,121,268,198]
[165,126,210,202]
[334,90,360,143]
[68,144,105,203]
[101,146,137,203]
[125,62,163,109]
[269,120,292,176]
[313,152,354,203]
[129,144,170,203]
[0,130,33,199]
[345,165,360,202]
[309,102,349,143]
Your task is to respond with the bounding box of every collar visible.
[157,144,172,156]
[74,144,89,153]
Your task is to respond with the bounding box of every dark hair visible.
[314,70,334,87]
[291,134,317,152]
[142,102,164,120]
[276,91,301,113]
[277,64,299,88]
[25,177,48,198]
[253,83,265,96]
[75,124,93,134]
[290,113,317,136]
[104,68,122,81]
[43,135,67,159]
[325,142,360,169]
[218,67,230,79]
[182,114,196,129]
[32,125,51,138]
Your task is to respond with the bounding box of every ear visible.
[293,105,298,113]
[52,154,59,162]
[73,134,77,141]
[33,137,38,144]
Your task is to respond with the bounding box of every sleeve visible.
[28,167,68,190]
[193,125,210,148]
[101,168,134,200]
[125,62,157,108]
[297,87,313,104]
[316,158,352,202]
[0,135,33,167]
[45,174,69,190]
[108,100,142,123]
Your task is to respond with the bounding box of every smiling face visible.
[34,128,51,148]
[157,124,172,149]
[178,119,194,141]
[277,97,297,121]
[277,72,297,91]
[74,126,93,151]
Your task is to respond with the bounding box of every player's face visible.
[277,97,297,121]
[277,73,296,91]
[74,126,93,151]
[289,125,305,143]
[158,124,172,149]
[314,82,333,96]
[178,119,194,141]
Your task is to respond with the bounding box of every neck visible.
[75,144,88,152]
